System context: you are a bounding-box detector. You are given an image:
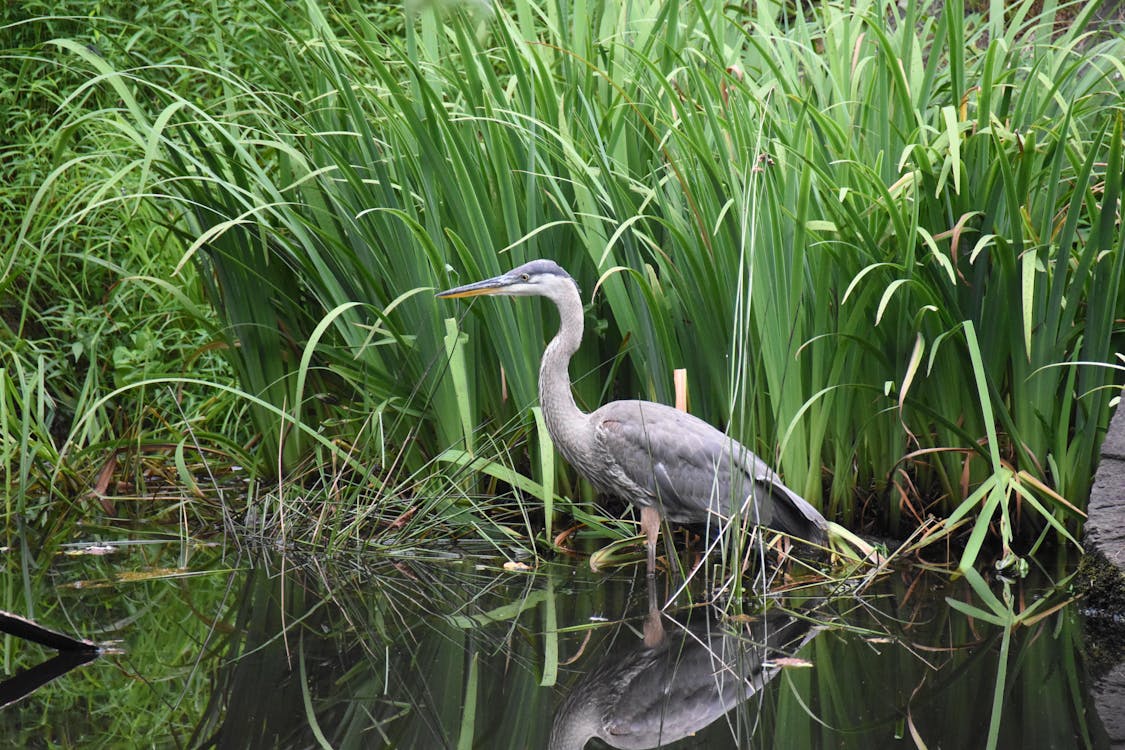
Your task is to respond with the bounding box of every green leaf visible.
[945,597,1006,627]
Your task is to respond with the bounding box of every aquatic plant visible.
[7,0,1125,565]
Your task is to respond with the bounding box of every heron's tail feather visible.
[769,482,829,544]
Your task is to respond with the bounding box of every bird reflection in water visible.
[548,584,815,749]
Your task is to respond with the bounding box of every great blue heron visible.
[437,259,828,573]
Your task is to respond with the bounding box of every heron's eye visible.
[521,273,530,281]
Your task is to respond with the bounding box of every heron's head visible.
[436,259,580,302]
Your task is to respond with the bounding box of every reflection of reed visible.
[549,595,813,750]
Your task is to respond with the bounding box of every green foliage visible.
[0,2,276,522]
[9,0,1125,559]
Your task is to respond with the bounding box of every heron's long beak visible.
[435,274,510,299]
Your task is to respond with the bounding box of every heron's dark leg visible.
[640,504,661,575]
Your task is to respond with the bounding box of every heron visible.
[437,259,828,573]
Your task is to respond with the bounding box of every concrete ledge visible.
[1100,406,1125,461]
[1083,398,1125,748]
[1086,403,1125,569]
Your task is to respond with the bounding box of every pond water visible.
[0,535,1111,748]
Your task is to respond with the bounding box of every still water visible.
[0,535,1109,748]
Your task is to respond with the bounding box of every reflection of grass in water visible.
[0,538,243,746]
[773,565,1092,750]
[193,555,1092,749]
[0,530,1092,748]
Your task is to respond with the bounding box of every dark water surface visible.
[0,536,1109,748]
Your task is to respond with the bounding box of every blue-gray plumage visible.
[437,259,827,572]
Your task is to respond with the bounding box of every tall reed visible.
[48,0,1125,555]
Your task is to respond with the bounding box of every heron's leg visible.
[640,504,661,575]
[643,574,665,647]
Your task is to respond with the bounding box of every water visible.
[0,536,1109,748]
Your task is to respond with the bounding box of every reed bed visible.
[4,0,1123,565]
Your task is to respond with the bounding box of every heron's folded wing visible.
[593,401,827,541]
[592,401,738,525]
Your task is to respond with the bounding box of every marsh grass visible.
[0,5,285,531]
[9,0,1125,567]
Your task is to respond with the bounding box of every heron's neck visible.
[539,285,588,457]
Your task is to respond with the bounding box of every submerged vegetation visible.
[2,0,1124,569]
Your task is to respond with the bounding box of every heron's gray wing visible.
[731,445,829,541]
[591,401,746,526]
[592,400,827,542]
